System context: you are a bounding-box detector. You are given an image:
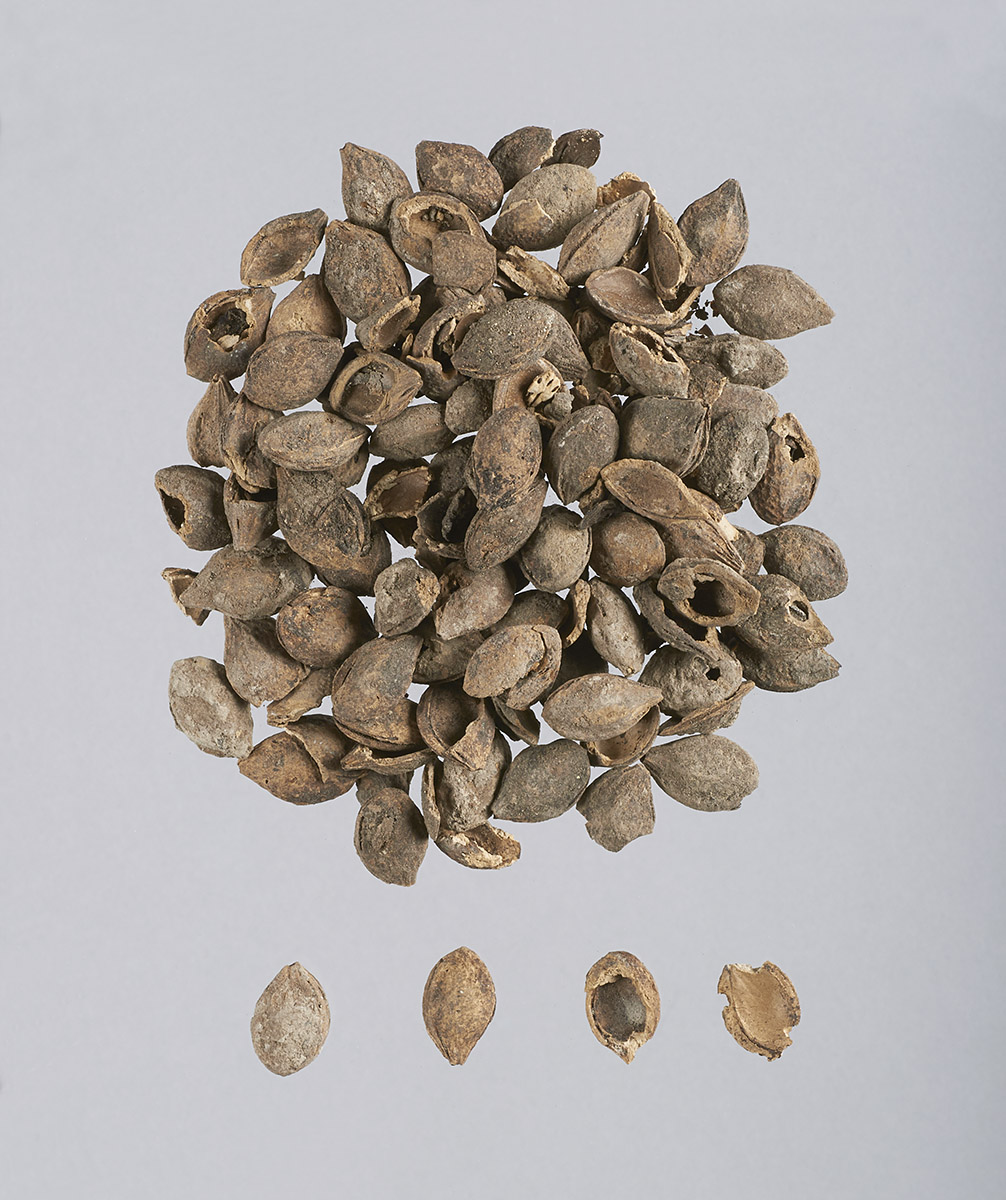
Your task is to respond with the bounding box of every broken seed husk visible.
[322,220,410,323]
[184,287,273,382]
[718,961,800,1060]
[240,208,328,287]
[275,586,375,669]
[749,412,821,525]
[154,464,230,550]
[168,656,253,759]
[180,538,313,620]
[577,764,654,851]
[585,951,660,1063]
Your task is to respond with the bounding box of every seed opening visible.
[787,601,809,621]
[691,578,734,618]
[207,305,250,348]
[592,976,646,1041]
[159,490,186,530]
[706,666,721,680]
[785,436,805,462]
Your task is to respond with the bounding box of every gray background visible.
[2,0,1003,1196]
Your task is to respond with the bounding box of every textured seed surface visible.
[713,265,834,340]
[718,961,800,1060]
[423,947,496,1065]
[643,734,759,811]
[577,763,654,851]
[354,787,428,886]
[585,951,660,1063]
[168,657,253,758]
[492,739,591,822]
[543,675,662,741]
[251,963,330,1076]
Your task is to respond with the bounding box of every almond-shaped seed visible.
[589,511,666,587]
[268,274,346,340]
[423,947,496,1065]
[464,477,547,572]
[354,787,428,886]
[369,404,453,462]
[678,179,749,287]
[330,635,424,752]
[608,324,690,397]
[183,287,273,382]
[340,143,413,233]
[240,209,327,287]
[493,164,597,251]
[517,506,591,592]
[601,459,705,525]
[546,404,619,504]
[374,560,440,636]
[491,739,590,823]
[239,730,354,803]
[680,332,789,389]
[467,408,542,506]
[251,963,330,1076]
[327,352,422,426]
[276,466,370,566]
[154,465,229,550]
[758,525,847,601]
[496,246,570,301]
[322,220,410,323]
[749,413,821,524]
[643,733,758,811]
[587,581,646,676]
[223,616,309,706]
[583,706,660,768]
[646,202,692,298]
[276,586,374,669]
[550,128,602,167]
[451,297,556,379]
[431,230,497,292]
[433,563,514,641]
[585,951,660,1063]
[221,393,277,492]
[266,667,334,726]
[543,307,592,381]
[542,675,662,741]
[161,567,210,625]
[389,192,486,274]
[186,375,232,468]
[734,641,841,692]
[487,125,555,190]
[355,293,422,353]
[558,190,649,285]
[222,476,278,551]
[429,732,510,832]
[462,624,560,707]
[733,573,832,654]
[718,962,800,1060]
[586,267,675,329]
[656,558,760,628]
[577,764,654,851]
[713,265,834,340]
[640,642,744,716]
[657,679,754,737]
[620,397,709,477]
[313,525,392,596]
[416,140,504,220]
[168,656,253,758]
[417,685,495,770]
[241,331,343,412]
[285,715,357,784]
[709,382,778,427]
[257,411,366,472]
[180,538,313,620]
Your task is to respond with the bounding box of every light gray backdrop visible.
[2,1,1003,1196]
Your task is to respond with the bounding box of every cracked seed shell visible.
[354,787,428,886]
[322,220,410,323]
[388,192,485,274]
[492,163,597,252]
[223,616,310,707]
[643,733,758,811]
[732,573,832,655]
[545,404,620,504]
[240,208,328,287]
[180,538,313,620]
[154,465,230,550]
[487,125,555,190]
[183,287,273,382]
[655,558,760,628]
[749,413,821,525]
[718,961,800,1060]
[374,560,440,636]
[577,764,654,851]
[330,634,424,752]
[222,476,278,551]
[416,140,504,220]
[423,947,496,1066]
[557,190,650,285]
[251,963,330,1076]
[168,656,253,759]
[585,951,660,1063]
[267,273,346,340]
[161,567,209,625]
[238,729,355,804]
[542,674,662,741]
[639,642,744,717]
[275,586,374,669]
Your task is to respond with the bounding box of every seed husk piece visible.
[180,538,313,620]
[542,674,662,741]
[546,404,620,504]
[221,393,277,492]
[186,375,233,468]
[713,265,833,340]
[341,743,433,775]
[417,685,496,770]
[487,125,555,191]
[718,962,800,1060]
[222,476,278,551]
[154,464,230,551]
[285,714,357,784]
[493,358,563,412]
[313,525,392,596]
[238,730,354,804]
[183,287,273,382]
[583,705,660,767]
[657,678,754,737]
[491,739,590,823]
[389,192,486,274]
[266,667,334,726]
[608,324,690,397]
[168,656,253,759]
[223,616,310,707]
[646,201,693,298]
[463,624,562,709]
[678,179,748,287]
[596,172,656,207]
[257,411,366,472]
[733,573,832,654]
[643,733,758,812]
[161,567,209,625]
[758,524,847,600]
[656,558,760,628]
[416,140,504,220]
[423,947,496,1065]
[340,143,413,233]
[276,466,370,565]
[251,963,330,1076]
[586,580,646,676]
[241,331,343,412]
[374,559,440,636]
[633,582,722,663]
[517,506,591,593]
[240,209,327,287]
[585,268,675,330]
[585,951,660,1063]
[491,696,540,745]
[445,378,493,434]
[433,563,514,641]
[355,292,422,353]
[354,787,428,887]
[733,642,841,693]
[749,413,821,524]
[429,731,511,832]
[589,511,666,588]
[496,246,570,301]
[492,163,597,252]
[322,220,410,324]
[577,764,654,851]
[276,586,374,669]
[601,459,706,525]
[557,190,649,285]
[327,352,422,426]
[436,824,521,870]
[267,273,346,340]
[330,635,424,752]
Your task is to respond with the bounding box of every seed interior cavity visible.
[592,976,646,1041]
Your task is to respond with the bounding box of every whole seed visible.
[422,947,496,1065]
[251,963,330,1076]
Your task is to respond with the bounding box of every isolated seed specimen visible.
[250,963,330,1076]
[585,951,660,1063]
[422,946,496,1065]
[718,961,800,1060]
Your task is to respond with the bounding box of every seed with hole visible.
[584,951,660,1062]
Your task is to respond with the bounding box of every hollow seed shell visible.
[542,674,662,741]
[240,209,328,287]
[749,413,821,525]
[435,823,520,870]
[423,947,496,1065]
[250,963,330,1077]
[183,287,273,382]
[732,573,832,654]
[718,962,800,1060]
[643,733,758,811]
[584,951,660,1063]
[577,764,654,851]
[239,730,354,804]
[154,465,230,551]
[328,352,423,426]
[354,787,428,886]
[713,265,834,340]
[168,656,254,759]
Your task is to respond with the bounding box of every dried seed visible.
[354,787,428,886]
[758,525,847,601]
[492,164,597,252]
[330,635,424,752]
[389,192,485,274]
[220,393,277,491]
[487,125,555,190]
[355,293,422,353]
[241,331,344,412]
[589,511,665,588]
[718,962,800,1060]
[251,963,330,1076]
[257,411,366,472]
[491,739,591,823]
[322,220,410,323]
[374,559,440,636]
[240,208,327,287]
[491,696,540,745]
[497,246,570,301]
[733,573,832,654]
[550,128,602,168]
[731,524,765,579]
[542,674,662,741]
[608,324,690,396]
[601,459,706,525]
[643,733,758,811]
[431,230,497,292]
[656,558,760,628]
[545,404,620,504]
[558,190,649,285]
[423,947,496,1065]
[634,581,722,663]
[222,476,278,551]
[416,140,504,220]
[517,506,591,593]
[688,411,769,511]
[267,273,346,340]
[266,667,334,726]
[657,679,753,737]
[276,466,370,566]
[276,586,374,669]
[451,297,556,379]
[463,624,561,708]
[417,685,495,770]
[168,656,253,758]
[713,265,833,340]
[749,413,821,524]
[493,358,563,412]
[428,731,510,832]
[445,377,493,434]
[585,267,675,329]
[577,764,654,851]
[733,642,841,692]
[223,616,310,706]
[328,352,422,426]
[369,403,452,462]
[313,525,392,596]
[238,729,354,804]
[180,538,313,620]
[161,567,209,625]
[584,951,660,1063]
[620,397,709,477]
[463,477,547,572]
[186,375,232,468]
[340,143,413,233]
[466,408,542,506]
[154,465,229,550]
[678,179,748,287]
[709,382,778,427]
[680,332,788,389]
[183,287,273,382]
[586,580,646,676]
[640,641,744,717]
[433,563,514,641]
[646,201,692,298]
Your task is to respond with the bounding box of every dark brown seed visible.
[491,696,540,746]
[223,616,310,706]
[633,582,722,662]
[487,126,555,191]
[240,209,328,287]
[491,739,591,823]
[542,674,662,741]
[734,641,841,692]
[222,476,278,551]
[585,951,660,1063]
[154,465,229,551]
[238,728,354,804]
[180,538,313,620]
[374,560,440,636]
[444,378,493,434]
[354,787,428,886]
[451,297,556,379]
[462,624,561,708]
[749,413,821,524]
[577,764,654,851]
[313,525,392,596]
[643,733,759,811]
[183,287,273,382]
[330,635,424,752]
[587,581,646,676]
[492,164,597,252]
[241,332,344,412]
[322,220,410,323]
[546,404,620,504]
[389,192,485,274]
[266,667,334,727]
[257,412,366,472]
[639,642,744,717]
[678,179,749,287]
[713,265,834,340]
[357,769,415,805]
[646,202,692,298]
[276,586,374,669]
[417,685,495,770]
[340,143,413,233]
[355,293,422,353]
[494,589,568,634]
[680,332,789,389]
[369,404,452,462]
[686,360,727,406]
[429,732,510,833]
[608,324,690,396]
[758,525,847,601]
[161,567,209,625]
[431,230,498,292]
[585,267,675,329]
[620,397,709,477]
[267,274,346,340]
[276,466,370,566]
[516,507,591,593]
[168,656,253,758]
[550,128,602,167]
[423,947,496,1065]
[466,408,542,506]
[285,715,358,784]
[464,478,547,573]
[582,706,660,767]
[656,558,760,628]
[558,191,649,285]
[590,512,666,588]
[433,563,514,641]
[601,459,706,525]
[416,141,504,220]
[327,352,422,426]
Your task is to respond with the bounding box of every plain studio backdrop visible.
[1,1,1003,1196]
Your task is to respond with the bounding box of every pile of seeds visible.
[159,127,847,885]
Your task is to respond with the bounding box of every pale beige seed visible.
[168,656,253,759]
[250,963,330,1076]
[718,962,800,1060]
[585,951,660,1063]
[712,265,833,340]
[422,947,496,1065]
